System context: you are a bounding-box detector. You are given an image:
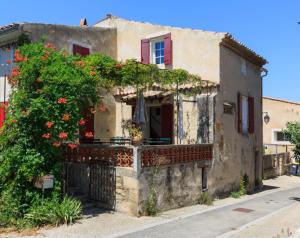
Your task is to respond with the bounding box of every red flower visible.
[57,98,67,104]
[62,114,71,121]
[89,71,96,76]
[78,119,86,126]
[75,61,85,68]
[68,143,78,149]
[115,63,123,69]
[58,132,68,139]
[85,131,94,138]
[53,141,61,147]
[42,133,51,139]
[46,121,54,128]
[14,50,28,62]
[11,119,17,124]
[98,103,107,112]
[41,53,49,61]
[90,108,96,114]
[45,43,56,50]
[11,68,20,77]
[6,60,12,65]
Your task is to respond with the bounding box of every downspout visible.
[260,67,268,185]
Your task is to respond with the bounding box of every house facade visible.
[0,16,267,214]
[263,96,299,154]
[95,15,267,194]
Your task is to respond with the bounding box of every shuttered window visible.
[237,93,255,134]
[141,33,172,65]
[248,96,254,134]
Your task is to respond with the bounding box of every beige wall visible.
[263,97,299,154]
[95,17,223,83]
[208,45,263,195]
[97,17,265,194]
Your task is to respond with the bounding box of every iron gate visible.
[64,160,116,210]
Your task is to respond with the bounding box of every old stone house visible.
[0,16,267,215]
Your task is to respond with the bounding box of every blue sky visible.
[1,1,300,101]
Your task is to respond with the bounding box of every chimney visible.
[80,18,88,27]
[106,13,112,19]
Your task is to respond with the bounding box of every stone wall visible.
[138,161,206,215]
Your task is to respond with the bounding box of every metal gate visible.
[64,160,116,210]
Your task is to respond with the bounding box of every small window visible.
[242,96,249,134]
[274,131,290,142]
[153,41,164,64]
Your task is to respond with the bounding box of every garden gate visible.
[63,145,133,210]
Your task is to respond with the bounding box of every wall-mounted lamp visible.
[263,112,270,124]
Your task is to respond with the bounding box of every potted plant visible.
[122,120,143,146]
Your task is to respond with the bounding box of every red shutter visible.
[161,104,173,142]
[0,102,8,128]
[164,33,172,65]
[237,93,242,133]
[248,96,254,134]
[73,44,90,56]
[141,39,150,64]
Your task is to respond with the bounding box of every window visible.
[237,93,254,134]
[154,41,164,64]
[273,130,290,143]
[242,95,249,134]
[141,33,172,65]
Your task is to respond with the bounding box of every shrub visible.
[230,174,249,199]
[198,191,213,205]
[25,197,82,226]
[145,186,158,216]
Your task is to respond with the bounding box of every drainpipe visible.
[260,67,268,185]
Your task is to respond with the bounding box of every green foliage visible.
[145,186,158,216]
[198,191,213,205]
[25,197,82,226]
[230,174,249,199]
[0,43,98,227]
[284,123,300,162]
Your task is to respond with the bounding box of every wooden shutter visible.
[73,44,90,56]
[237,93,242,133]
[161,104,173,142]
[248,96,254,134]
[164,33,172,65]
[0,102,8,128]
[141,39,150,64]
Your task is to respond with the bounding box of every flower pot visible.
[132,135,143,146]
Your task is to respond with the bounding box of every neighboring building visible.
[263,96,299,154]
[0,16,267,214]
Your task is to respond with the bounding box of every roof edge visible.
[263,96,300,106]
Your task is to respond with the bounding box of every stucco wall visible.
[22,24,117,57]
[208,45,263,196]
[263,97,300,146]
[95,17,223,83]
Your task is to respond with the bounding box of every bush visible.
[230,174,249,199]
[25,197,82,226]
[145,186,158,216]
[198,191,213,205]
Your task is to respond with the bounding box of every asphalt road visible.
[117,187,300,238]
